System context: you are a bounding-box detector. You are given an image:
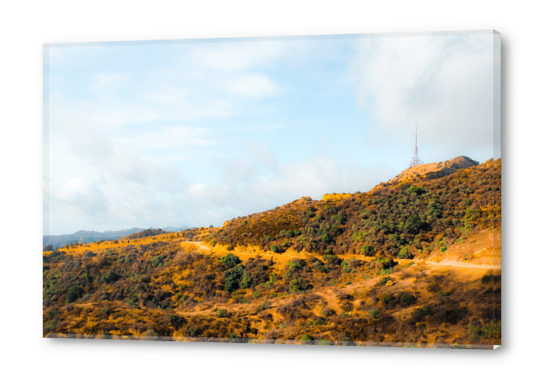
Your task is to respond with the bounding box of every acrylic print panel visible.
[43,31,501,349]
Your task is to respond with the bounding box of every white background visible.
[0,0,539,378]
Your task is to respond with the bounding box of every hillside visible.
[375,156,479,189]
[43,157,501,348]
[205,157,500,259]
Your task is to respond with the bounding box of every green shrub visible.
[318,339,331,346]
[352,231,366,241]
[467,322,499,342]
[270,245,282,253]
[150,256,162,267]
[361,245,375,256]
[408,185,426,195]
[99,270,120,284]
[44,318,59,332]
[240,276,252,289]
[65,285,84,304]
[399,293,417,307]
[300,334,312,342]
[216,309,227,317]
[221,253,241,268]
[167,314,185,328]
[368,308,380,319]
[127,292,139,308]
[439,246,447,253]
[378,267,393,276]
[382,294,393,305]
[46,308,58,319]
[406,213,423,234]
[100,304,110,315]
[312,317,326,325]
[398,246,414,259]
[411,306,432,323]
[185,326,200,337]
[331,213,346,225]
[290,278,309,293]
[224,264,245,293]
[287,260,304,272]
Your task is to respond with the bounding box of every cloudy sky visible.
[43,31,499,235]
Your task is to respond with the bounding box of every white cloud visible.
[353,33,496,161]
[228,73,280,98]
[89,73,130,94]
[118,126,221,150]
[50,104,188,191]
[55,177,109,216]
[181,144,393,226]
[184,40,290,72]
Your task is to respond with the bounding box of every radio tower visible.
[408,124,423,168]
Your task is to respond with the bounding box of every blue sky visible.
[44,32,498,235]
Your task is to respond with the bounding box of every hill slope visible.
[204,157,500,259]
[43,156,501,348]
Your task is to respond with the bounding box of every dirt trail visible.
[189,241,211,251]
[188,241,304,261]
[189,241,500,270]
[425,260,501,270]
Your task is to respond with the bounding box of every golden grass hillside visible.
[43,157,501,348]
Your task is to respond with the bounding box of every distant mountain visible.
[43,226,190,249]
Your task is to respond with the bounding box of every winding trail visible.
[425,260,501,270]
[188,241,501,270]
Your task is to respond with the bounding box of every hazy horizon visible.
[44,31,500,235]
[44,153,496,236]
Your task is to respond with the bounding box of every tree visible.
[368,309,380,319]
[398,246,414,259]
[221,253,240,268]
[361,245,375,256]
[270,245,282,253]
[224,264,245,292]
[65,285,84,304]
[43,244,54,252]
[406,213,422,234]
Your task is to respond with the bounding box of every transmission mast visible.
[408,123,423,168]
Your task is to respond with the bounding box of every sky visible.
[43,31,500,235]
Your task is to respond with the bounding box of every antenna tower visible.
[408,124,423,168]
